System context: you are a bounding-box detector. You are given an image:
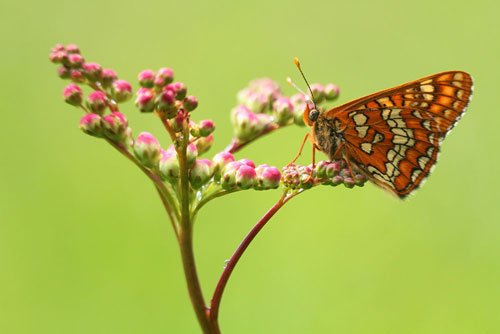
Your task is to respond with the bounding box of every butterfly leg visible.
[287,132,310,166]
[332,143,356,180]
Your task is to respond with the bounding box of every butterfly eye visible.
[309,108,319,122]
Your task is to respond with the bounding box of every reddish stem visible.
[208,192,291,326]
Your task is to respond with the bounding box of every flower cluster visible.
[281,159,366,191]
[50,44,284,199]
[231,78,340,143]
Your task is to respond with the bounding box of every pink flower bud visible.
[50,50,68,64]
[102,112,128,141]
[213,151,235,180]
[157,67,174,85]
[157,89,176,114]
[165,82,187,100]
[245,91,268,113]
[101,69,117,88]
[198,120,215,137]
[62,84,83,106]
[310,83,325,103]
[235,165,257,189]
[135,88,155,112]
[221,161,243,189]
[189,159,214,189]
[82,62,103,82]
[66,44,80,54]
[86,91,108,114]
[231,105,262,141]
[315,161,329,179]
[290,93,306,109]
[259,166,281,189]
[324,84,340,100]
[138,69,155,88]
[159,150,180,183]
[183,95,198,112]
[133,132,162,168]
[194,134,213,155]
[57,66,70,79]
[325,162,340,178]
[111,80,132,103]
[70,70,85,83]
[331,175,344,186]
[171,112,185,132]
[239,159,255,168]
[272,97,294,125]
[186,143,198,167]
[79,113,102,137]
[344,177,355,188]
[68,53,84,68]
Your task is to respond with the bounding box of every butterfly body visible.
[305,71,473,198]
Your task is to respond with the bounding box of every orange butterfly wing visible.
[325,71,473,198]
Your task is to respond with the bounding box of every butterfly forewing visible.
[325,71,473,198]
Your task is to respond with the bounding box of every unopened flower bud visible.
[355,174,366,187]
[331,175,344,186]
[135,88,155,112]
[231,105,262,141]
[195,134,213,155]
[101,69,117,88]
[310,83,325,103]
[167,82,187,100]
[213,151,235,180]
[344,177,355,188]
[57,66,71,79]
[189,159,214,189]
[102,112,128,141]
[70,70,85,83]
[315,161,329,179]
[235,165,257,189]
[66,44,80,54]
[157,67,174,85]
[138,69,155,88]
[111,80,132,103]
[186,143,198,167]
[324,84,340,100]
[62,84,83,106]
[157,89,176,114]
[86,91,108,114]
[50,50,67,64]
[171,112,185,132]
[133,132,162,168]
[83,62,102,82]
[68,53,84,68]
[221,161,243,189]
[272,97,294,125]
[325,162,340,178]
[198,120,215,137]
[239,159,255,168]
[159,150,180,183]
[183,95,198,112]
[255,165,281,190]
[79,113,102,137]
[245,92,268,113]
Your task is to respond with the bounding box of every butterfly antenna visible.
[286,77,314,104]
[293,57,318,107]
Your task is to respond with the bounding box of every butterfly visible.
[293,59,473,198]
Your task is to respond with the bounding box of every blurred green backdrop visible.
[1,0,499,333]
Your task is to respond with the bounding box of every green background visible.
[1,0,499,333]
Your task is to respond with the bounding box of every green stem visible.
[176,118,214,333]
